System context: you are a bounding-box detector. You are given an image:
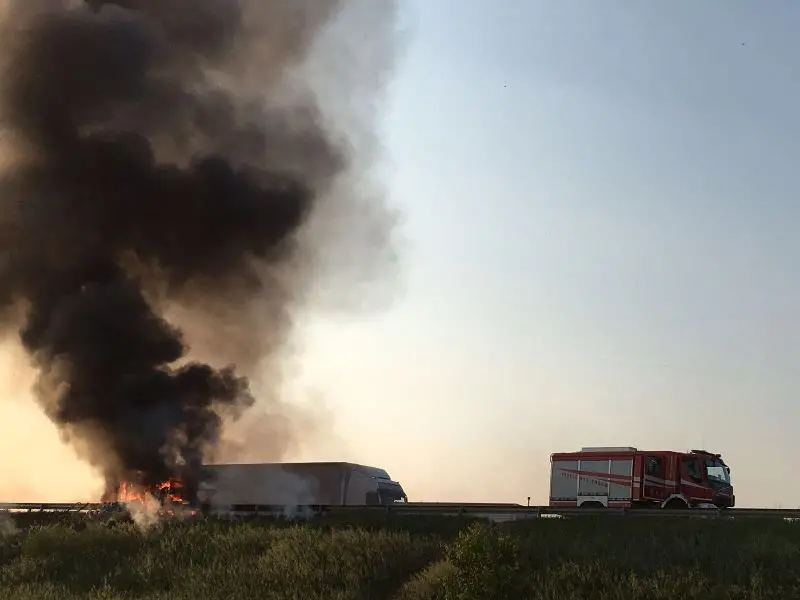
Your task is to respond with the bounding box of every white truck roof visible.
[203,461,393,479]
[579,446,638,453]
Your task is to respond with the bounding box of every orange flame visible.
[114,478,185,505]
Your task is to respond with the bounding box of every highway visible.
[0,502,799,522]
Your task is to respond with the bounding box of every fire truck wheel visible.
[579,501,605,509]
[663,498,689,509]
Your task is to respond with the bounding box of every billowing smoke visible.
[0,0,399,498]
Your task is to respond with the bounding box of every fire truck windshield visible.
[705,460,730,484]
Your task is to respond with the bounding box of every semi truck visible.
[194,461,408,508]
[549,447,734,509]
[112,461,408,510]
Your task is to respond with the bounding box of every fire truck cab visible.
[549,447,734,509]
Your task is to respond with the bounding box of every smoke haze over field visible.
[0,0,399,499]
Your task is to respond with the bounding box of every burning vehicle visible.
[104,478,186,506]
[104,462,408,512]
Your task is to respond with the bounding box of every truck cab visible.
[644,449,734,509]
[687,450,734,508]
[352,465,408,504]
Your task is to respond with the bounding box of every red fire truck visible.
[549,447,734,509]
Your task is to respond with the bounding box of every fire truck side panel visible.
[549,455,634,507]
[577,459,609,498]
[609,458,633,502]
[549,459,579,504]
[666,453,679,496]
[631,453,644,501]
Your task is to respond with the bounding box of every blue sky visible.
[1,1,798,508]
[290,0,800,507]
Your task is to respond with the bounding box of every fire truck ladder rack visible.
[0,502,799,520]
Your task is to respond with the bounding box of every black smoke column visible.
[0,0,397,497]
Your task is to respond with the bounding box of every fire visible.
[110,477,186,505]
[98,475,199,524]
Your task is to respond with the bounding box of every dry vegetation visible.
[0,513,797,599]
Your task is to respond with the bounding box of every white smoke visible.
[197,464,320,520]
[0,511,17,536]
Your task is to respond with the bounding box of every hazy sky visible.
[2,1,799,508]
[292,0,800,508]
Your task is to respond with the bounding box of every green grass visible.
[0,514,799,599]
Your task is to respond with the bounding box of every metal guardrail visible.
[0,502,799,520]
[324,504,800,520]
[0,503,109,512]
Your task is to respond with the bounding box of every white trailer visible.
[195,461,407,508]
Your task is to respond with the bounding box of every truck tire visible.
[663,498,689,510]
[579,501,605,509]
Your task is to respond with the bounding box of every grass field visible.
[0,513,798,599]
